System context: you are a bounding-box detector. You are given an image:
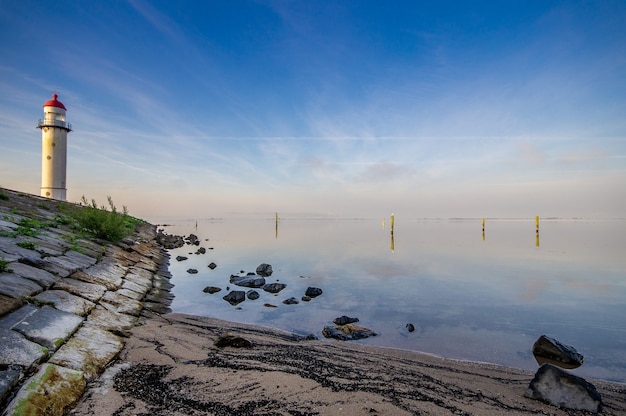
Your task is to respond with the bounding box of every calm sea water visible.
[160,217,626,383]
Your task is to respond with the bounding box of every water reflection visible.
[161,217,626,382]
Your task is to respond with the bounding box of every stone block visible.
[0,328,48,367]
[52,277,106,303]
[100,291,143,316]
[33,290,95,316]
[3,363,85,416]
[12,305,84,350]
[73,261,126,290]
[9,262,57,288]
[0,365,22,403]
[0,272,42,298]
[50,325,123,381]
[0,294,23,316]
[85,305,137,332]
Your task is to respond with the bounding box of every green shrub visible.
[0,192,8,201]
[67,196,140,242]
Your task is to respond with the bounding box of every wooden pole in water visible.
[482,218,485,241]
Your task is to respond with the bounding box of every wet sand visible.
[71,313,625,415]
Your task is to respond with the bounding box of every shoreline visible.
[72,312,626,415]
[1,188,625,415]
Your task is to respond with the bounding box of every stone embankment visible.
[0,188,173,415]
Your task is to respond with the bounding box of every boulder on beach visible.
[230,274,266,288]
[256,263,273,277]
[223,291,246,306]
[322,324,378,341]
[532,335,584,369]
[263,283,286,294]
[524,363,602,413]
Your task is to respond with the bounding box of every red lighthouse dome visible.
[43,94,67,110]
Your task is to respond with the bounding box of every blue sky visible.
[1,1,625,221]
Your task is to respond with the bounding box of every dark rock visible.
[214,335,253,349]
[322,324,378,341]
[186,268,198,274]
[283,297,299,305]
[256,263,273,277]
[247,290,260,300]
[208,262,217,270]
[185,234,200,246]
[230,274,266,288]
[263,303,278,308]
[263,283,286,294]
[532,335,584,369]
[305,287,323,298]
[176,256,188,262]
[524,364,602,413]
[203,286,221,294]
[333,316,359,326]
[156,231,184,249]
[195,247,206,255]
[406,323,415,332]
[301,296,311,302]
[222,291,246,306]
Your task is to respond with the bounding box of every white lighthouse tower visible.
[37,94,72,201]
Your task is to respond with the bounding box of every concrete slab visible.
[85,305,137,332]
[3,363,85,416]
[0,328,48,367]
[0,272,43,298]
[100,291,143,316]
[12,305,84,350]
[52,277,106,303]
[50,325,123,381]
[33,290,95,316]
[9,262,57,288]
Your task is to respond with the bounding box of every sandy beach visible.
[71,312,625,416]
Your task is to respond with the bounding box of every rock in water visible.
[322,324,378,341]
[524,364,602,413]
[230,274,266,288]
[333,315,359,325]
[175,256,188,262]
[246,290,260,300]
[186,268,198,274]
[406,323,415,333]
[256,263,273,277]
[263,283,286,294]
[305,287,323,298]
[532,335,584,369]
[203,286,221,294]
[222,291,246,306]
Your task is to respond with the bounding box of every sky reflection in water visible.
[163,218,626,382]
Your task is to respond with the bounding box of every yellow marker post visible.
[482,218,485,241]
[535,216,539,232]
[390,214,395,232]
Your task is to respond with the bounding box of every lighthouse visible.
[37,94,72,201]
